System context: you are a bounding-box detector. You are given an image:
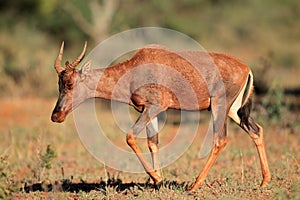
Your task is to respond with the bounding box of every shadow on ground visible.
[22,178,191,194]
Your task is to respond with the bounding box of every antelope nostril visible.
[51,113,58,122]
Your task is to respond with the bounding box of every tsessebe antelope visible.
[51,42,270,191]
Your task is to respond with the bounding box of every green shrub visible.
[0,156,13,199]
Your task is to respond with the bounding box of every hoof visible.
[154,180,163,190]
[188,184,198,193]
[260,173,271,187]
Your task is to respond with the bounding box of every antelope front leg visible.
[126,130,162,183]
[126,106,164,184]
[146,117,162,178]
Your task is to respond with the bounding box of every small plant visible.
[37,144,57,182]
[0,155,12,199]
[262,88,285,123]
[40,144,57,170]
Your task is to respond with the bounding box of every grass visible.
[0,97,299,199]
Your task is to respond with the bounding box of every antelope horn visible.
[69,41,87,70]
[54,41,65,74]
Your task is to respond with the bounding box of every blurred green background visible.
[0,0,299,97]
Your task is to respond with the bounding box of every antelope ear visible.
[81,60,92,75]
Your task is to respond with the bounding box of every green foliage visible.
[0,156,12,199]
[262,88,285,122]
[0,0,299,97]
[34,144,57,182]
[40,144,57,170]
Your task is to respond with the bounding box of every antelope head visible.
[51,42,92,123]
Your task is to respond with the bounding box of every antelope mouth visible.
[51,111,66,123]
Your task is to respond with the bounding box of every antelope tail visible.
[237,72,258,132]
